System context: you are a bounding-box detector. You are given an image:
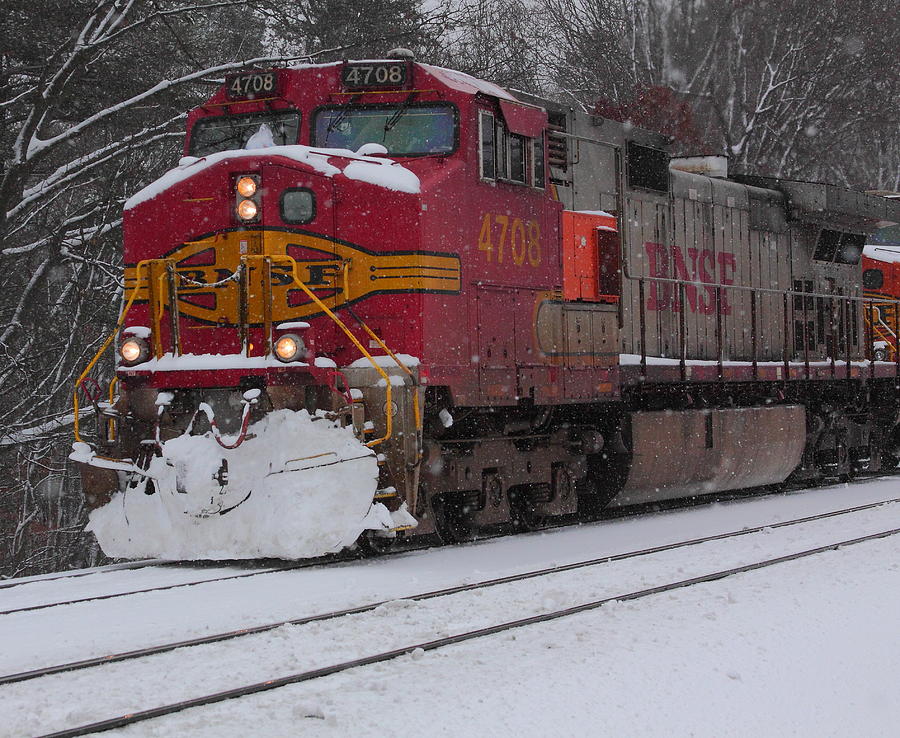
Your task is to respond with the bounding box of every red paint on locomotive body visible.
[862,253,900,361]
[122,62,566,404]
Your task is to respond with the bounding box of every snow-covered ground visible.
[1,478,898,737]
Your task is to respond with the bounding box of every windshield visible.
[313,104,456,156]
[189,111,300,156]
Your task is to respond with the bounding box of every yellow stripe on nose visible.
[122,229,461,326]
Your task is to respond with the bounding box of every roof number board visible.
[342,62,408,89]
[226,72,277,100]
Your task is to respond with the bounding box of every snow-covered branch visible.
[8,125,184,223]
[24,52,314,163]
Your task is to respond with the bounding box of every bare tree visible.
[539,0,631,106]
[1,0,301,576]
[536,0,898,188]
[429,0,547,94]
[256,0,455,61]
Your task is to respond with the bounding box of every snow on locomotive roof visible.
[418,64,517,101]
[342,158,420,193]
[864,244,900,264]
[124,144,420,210]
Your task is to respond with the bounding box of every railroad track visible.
[28,519,900,738]
[0,559,169,591]
[0,558,333,617]
[5,495,897,695]
[6,470,896,616]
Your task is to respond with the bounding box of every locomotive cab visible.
[71,59,485,558]
[72,55,575,558]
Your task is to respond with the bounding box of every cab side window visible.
[533,135,545,189]
[508,134,526,183]
[478,109,542,188]
[496,121,508,180]
[479,111,496,180]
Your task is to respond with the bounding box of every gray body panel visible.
[519,98,898,364]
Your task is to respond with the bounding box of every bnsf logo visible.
[644,241,736,315]
[177,262,340,289]
[125,230,461,324]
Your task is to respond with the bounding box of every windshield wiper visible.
[383,93,419,137]
[325,94,361,144]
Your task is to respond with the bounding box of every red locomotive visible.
[862,223,900,362]
[72,52,900,559]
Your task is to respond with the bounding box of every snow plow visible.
[72,251,423,560]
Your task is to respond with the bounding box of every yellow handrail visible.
[75,254,401,450]
[352,316,422,440]
[264,254,394,447]
[337,253,418,438]
[73,260,154,443]
[107,376,119,442]
[151,268,168,358]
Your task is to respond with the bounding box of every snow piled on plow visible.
[87,410,379,560]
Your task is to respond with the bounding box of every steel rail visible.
[6,495,898,689]
[34,525,900,738]
[0,481,738,611]
[0,560,328,617]
[0,560,168,591]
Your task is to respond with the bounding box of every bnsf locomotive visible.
[71,51,900,559]
[862,222,900,363]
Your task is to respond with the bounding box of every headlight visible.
[234,174,261,223]
[119,336,150,366]
[236,176,258,198]
[274,333,305,362]
[236,199,258,221]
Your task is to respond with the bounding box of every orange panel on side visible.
[561,211,618,302]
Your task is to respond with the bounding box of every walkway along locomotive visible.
[71,53,900,559]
